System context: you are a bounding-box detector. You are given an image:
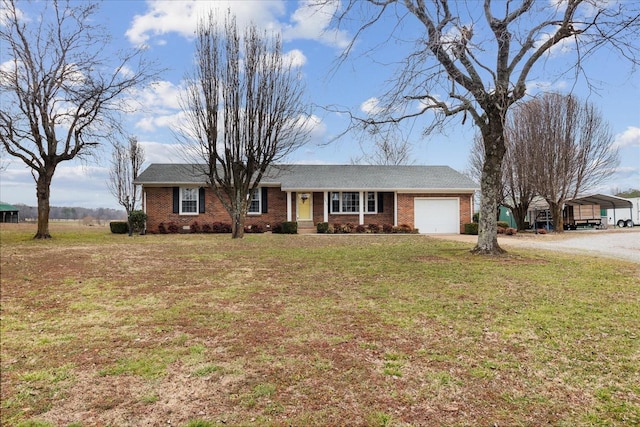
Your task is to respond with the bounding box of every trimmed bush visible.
[128,210,147,234]
[273,221,297,234]
[158,222,167,234]
[464,223,479,235]
[244,224,265,233]
[212,222,232,233]
[505,227,517,235]
[497,221,510,229]
[167,221,179,233]
[110,221,129,234]
[317,222,329,234]
[367,223,381,233]
[202,223,212,233]
[395,224,416,234]
[382,224,394,234]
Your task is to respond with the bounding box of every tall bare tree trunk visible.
[473,119,506,254]
[512,205,529,231]
[548,201,564,232]
[34,170,54,239]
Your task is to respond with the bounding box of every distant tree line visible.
[14,204,125,222]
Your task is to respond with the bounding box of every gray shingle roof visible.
[135,164,478,192]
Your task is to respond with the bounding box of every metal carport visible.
[565,194,633,226]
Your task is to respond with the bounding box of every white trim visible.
[359,191,364,224]
[179,187,199,215]
[286,191,292,222]
[248,188,261,215]
[323,191,328,222]
[394,192,398,226]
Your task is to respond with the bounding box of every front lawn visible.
[1,223,638,426]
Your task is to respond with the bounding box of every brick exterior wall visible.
[144,186,289,233]
[144,187,473,233]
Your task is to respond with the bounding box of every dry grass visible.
[1,222,639,426]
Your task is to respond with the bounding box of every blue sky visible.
[1,0,638,210]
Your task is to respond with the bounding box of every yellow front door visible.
[297,193,312,221]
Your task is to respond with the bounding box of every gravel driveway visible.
[432,228,640,263]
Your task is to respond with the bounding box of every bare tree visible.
[523,93,618,232]
[0,0,159,239]
[322,0,639,254]
[502,109,538,231]
[352,127,413,165]
[108,137,145,236]
[468,113,538,231]
[180,13,311,239]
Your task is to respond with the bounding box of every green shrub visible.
[128,210,147,234]
[110,221,129,234]
[464,223,479,235]
[273,221,297,234]
[497,221,510,229]
[317,222,329,233]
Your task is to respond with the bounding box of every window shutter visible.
[378,192,384,213]
[172,187,179,213]
[261,187,268,213]
[199,187,205,213]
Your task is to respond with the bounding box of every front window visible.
[342,192,359,212]
[330,191,378,214]
[248,189,261,214]
[181,188,198,214]
[367,192,377,213]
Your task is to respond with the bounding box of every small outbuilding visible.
[0,202,20,223]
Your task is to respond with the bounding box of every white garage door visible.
[414,198,460,234]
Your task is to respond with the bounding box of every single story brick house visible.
[134,164,478,234]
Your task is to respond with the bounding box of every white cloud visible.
[360,97,382,115]
[125,0,286,46]
[125,0,349,50]
[135,110,188,133]
[282,0,350,49]
[526,80,568,94]
[613,126,640,149]
[139,141,184,163]
[283,49,307,68]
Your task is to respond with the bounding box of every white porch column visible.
[359,191,365,224]
[394,192,398,226]
[323,191,329,223]
[286,191,292,222]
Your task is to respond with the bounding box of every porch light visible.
[301,193,309,203]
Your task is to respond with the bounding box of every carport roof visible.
[0,202,19,212]
[565,194,633,209]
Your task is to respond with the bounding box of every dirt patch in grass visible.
[2,223,639,426]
